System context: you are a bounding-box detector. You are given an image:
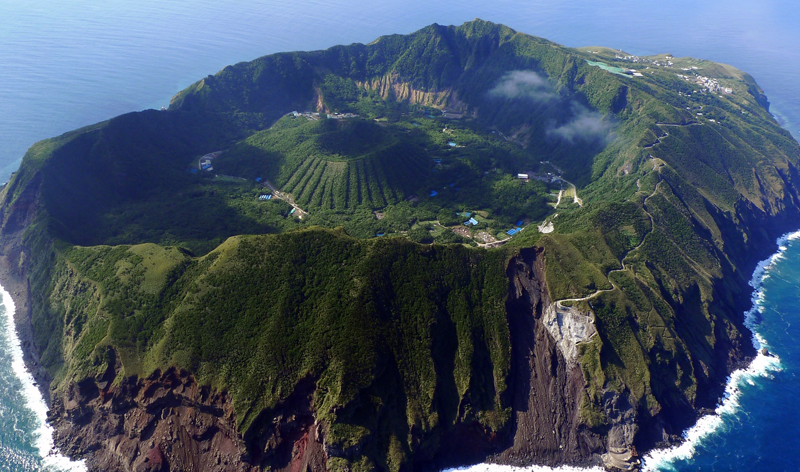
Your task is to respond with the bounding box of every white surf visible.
[0,283,87,472]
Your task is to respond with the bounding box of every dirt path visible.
[477,239,510,249]
[552,177,582,209]
[262,180,309,219]
[568,182,583,207]
[644,121,702,149]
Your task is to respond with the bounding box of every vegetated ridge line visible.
[556,120,706,306]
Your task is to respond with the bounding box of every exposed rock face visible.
[492,248,605,468]
[50,364,330,472]
[356,73,469,112]
[543,302,596,367]
[241,377,328,472]
[51,366,260,472]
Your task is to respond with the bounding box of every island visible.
[0,19,797,472]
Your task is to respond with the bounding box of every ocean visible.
[0,0,799,470]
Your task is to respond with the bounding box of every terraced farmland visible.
[217,117,432,209]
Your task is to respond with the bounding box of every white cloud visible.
[548,103,613,144]
[489,70,556,102]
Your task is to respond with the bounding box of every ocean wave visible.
[442,230,799,472]
[640,229,800,471]
[0,284,87,472]
[442,464,605,472]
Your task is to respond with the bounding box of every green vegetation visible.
[4,18,800,471]
[38,228,512,470]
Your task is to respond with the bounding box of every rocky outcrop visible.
[240,377,328,472]
[491,247,605,468]
[356,73,469,112]
[543,302,596,367]
[49,362,330,472]
[51,366,259,472]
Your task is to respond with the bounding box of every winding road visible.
[551,121,699,308]
[262,180,309,219]
[556,179,661,308]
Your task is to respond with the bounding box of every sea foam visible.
[640,229,800,471]
[442,464,604,472]
[442,230,800,472]
[0,284,87,472]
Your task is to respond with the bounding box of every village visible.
[675,73,733,94]
[290,111,360,120]
[614,52,675,68]
[192,110,582,248]
[420,156,578,246]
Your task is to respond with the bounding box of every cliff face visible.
[51,365,257,472]
[40,245,610,472]
[0,173,53,399]
[495,247,605,468]
[355,74,469,113]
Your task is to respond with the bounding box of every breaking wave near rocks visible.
[0,284,87,472]
[641,230,800,471]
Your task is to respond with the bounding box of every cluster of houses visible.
[456,210,526,239]
[517,172,561,184]
[290,111,359,120]
[615,53,674,68]
[698,76,733,94]
[675,74,733,94]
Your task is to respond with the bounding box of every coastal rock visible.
[51,367,261,472]
[50,366,330,472]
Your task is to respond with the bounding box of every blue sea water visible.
[0,1,799,470]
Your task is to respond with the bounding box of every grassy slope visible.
[39,228,511,471]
